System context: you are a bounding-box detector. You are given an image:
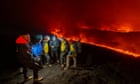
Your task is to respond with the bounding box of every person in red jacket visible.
[16,33,43,84]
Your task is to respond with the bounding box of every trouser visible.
[34,56,43,66]
[51,50,59,63]
[33,69,39,79]
[18,57,42,82]
[31,61,42,80]
[22,66,39,80]
[44,53,51,64]
[60,52,66,65]
[22,66,28,79]
[65,54,77,68]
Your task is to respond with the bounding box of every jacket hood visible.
[16,35,28,44]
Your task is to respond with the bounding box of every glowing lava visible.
[50,28,140,58]
[99,24,134,33]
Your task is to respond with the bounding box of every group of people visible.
[16,33,81,84]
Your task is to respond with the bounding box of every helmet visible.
[35,34,43,40]
[52,36,56,41]
[44,35,50,41]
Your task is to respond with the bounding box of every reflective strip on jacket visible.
[70,43,75,52]
[43,42,49,54]
[61,41,66,52]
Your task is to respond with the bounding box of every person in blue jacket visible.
[32,34,43,66]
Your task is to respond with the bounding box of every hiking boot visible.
[19,67,23,74]
[33,81,42,84]
[61,64,64,68]
[42,65,46,68]
[72,65,77,68]
[34,77,43,81]
[24,75,33,81]
[64,67,69,70]
[48,64,52,67]
[57,60,60,64]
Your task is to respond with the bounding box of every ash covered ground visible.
[0,43,140,84]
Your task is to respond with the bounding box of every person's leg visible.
[55,50,59,64]
[40,56,44,66]
[64,55,71,70]
[60,52,65,67]
[23,66,28,79]
[23,66,33,81]
[60,53,63,64]
[41,55,46,65]
[64,52,66,65]
[33,69,43,83]
[72,56,77,68]
[33,69,38,80]
[60,52,65,64]
[45,54,52,67]
[45,54,50,64]
[51,50,55,63]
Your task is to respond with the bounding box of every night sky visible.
[1,0,140,32]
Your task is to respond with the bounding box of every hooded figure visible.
[16,34,34,69]
[49,35,60,64]
[60,38,69,68]
[32,34,43,66]
[43,35,52,67]
[64,40,77,70]
[16,33,43,84]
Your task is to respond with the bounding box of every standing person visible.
[64,40,77,70]
[49,35,59,64]
[76,39,82,54]
[16,33,43,84]
[32,34,44,67]
[43,35,52,67]
[60,38,68,68]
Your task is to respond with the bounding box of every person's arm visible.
[55,40,59,48]
[50,41,54,48]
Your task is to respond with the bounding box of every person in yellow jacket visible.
[64,40,77,70]
[43,35,52,67]
[60,38,68,68]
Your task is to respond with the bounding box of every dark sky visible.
[1,0,140,32]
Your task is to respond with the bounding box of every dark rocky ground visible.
[0,43,140,84]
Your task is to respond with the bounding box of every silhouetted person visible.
[60,38,69,68]
[16,33,43,84]
[64,40,77,70]
[43,35,52,67]
[32,34,44,67]
[50,35,59,64]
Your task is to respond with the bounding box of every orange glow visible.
[117,24,132,32]
[100,24,133,32]
[89,43,140,58]
[77,22,90,29]
[50,27,65,38]
[50,28,140,58]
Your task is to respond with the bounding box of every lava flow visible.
[50,26,140,58]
